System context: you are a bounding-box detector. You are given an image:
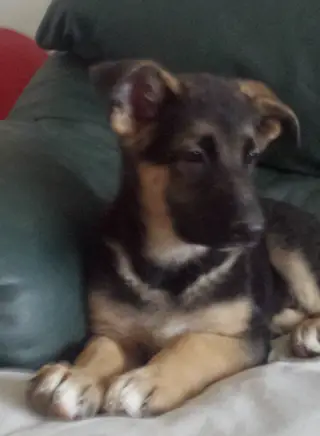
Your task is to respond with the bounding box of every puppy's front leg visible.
[27,336,137,420]
[104,333,258,417]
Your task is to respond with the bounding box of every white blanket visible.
[1,338,320,436]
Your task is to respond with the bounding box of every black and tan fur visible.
[27,60,320,419]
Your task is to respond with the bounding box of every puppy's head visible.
[91,60,299,250]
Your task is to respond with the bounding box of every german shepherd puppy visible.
[27,60,320,420]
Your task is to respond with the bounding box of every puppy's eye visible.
[175,148,206,177]
[243,140,259,165]
[182,149,205,163]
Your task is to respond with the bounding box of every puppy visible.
[27,60,320,420]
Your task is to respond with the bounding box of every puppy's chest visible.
[91,290,252,347]
[113,242,243,308]
[90,244,252,345]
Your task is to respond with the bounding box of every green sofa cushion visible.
[37,0,320,177]
[0,121,87,368]
[0,54,121,369]
[10,54,121,201]
[254,170,320,218]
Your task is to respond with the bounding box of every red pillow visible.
[0,28,48,119]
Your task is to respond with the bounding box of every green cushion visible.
[10,54,121,201]
[0,121,86,368]
[255,170,320,219]
[37,0,320,176]
[0,54,120,369]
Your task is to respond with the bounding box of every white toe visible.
[120,382,145,418]
[302,326,320,354]
[33,366,67,395]
[52,379,80,419]
[105,372,149,418]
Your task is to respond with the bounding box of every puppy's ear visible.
[237,80,300,150]
[90,60,181,143]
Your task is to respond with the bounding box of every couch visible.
[1,0,320,434]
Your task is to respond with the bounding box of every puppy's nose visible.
[232,220,264,246]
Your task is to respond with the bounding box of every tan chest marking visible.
[90,291,252,349]
[182,248,242,304]
[108,242,170,307]
[156,298,252,344]
[110,241,241,309]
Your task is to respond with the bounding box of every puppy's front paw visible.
[27,363,102,420]
[104,366,185,417]
[292,318,320,357]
